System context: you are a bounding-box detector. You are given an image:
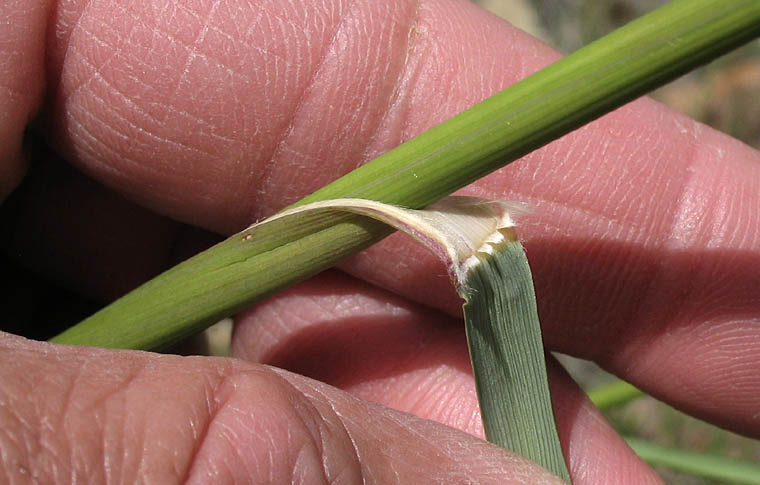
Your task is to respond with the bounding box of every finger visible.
[231,271,662,484]
[0,0,49,200]
[0,332,567,484]
[46,0,760,433]
[46,0,559,233]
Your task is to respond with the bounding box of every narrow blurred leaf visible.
[626,437,760,484]
[588,379,645,410]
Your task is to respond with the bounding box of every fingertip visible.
[2,334,564,484]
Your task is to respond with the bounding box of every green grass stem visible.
[51,0,760,349]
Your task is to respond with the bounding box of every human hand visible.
[3,0,759,483]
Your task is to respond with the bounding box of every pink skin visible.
[1,0,758,482]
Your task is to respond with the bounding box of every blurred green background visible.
[473,1,760,483]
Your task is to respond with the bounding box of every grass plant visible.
[52,0,760,352]
[49,1,760,482]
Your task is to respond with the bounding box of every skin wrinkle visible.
[256,0,422,220]
[112,49,246,143]
[62,108,184,216]
[0,391,34,480]
[68,73,136,154]
[408,368,477,435]
[122,3,263,123]
[179,368,230,484]
[406,0,532,133]
[60,360,99,483]
[88,354,218,482]
[301,383,397,484]
[687,324,759,390]
[5,344,46,482]
[358,0,422,164]
[566,106,675,210]
[64,106,125,164]
[430,5,464,106]
[75,73,218,163]
[5,333,569,483]
[376,408,462,480]
[299,383,365,483]
[608,145,760,428]
[287,373,362,484]
[58,13,121,102]
[290,444,321,484]
[253,0,356,214]
[221,408,268,480]
[144,360,231,483]
[104,385,127,483]
[21,355,84,482]
[262,4,307,103]
[360,0,427,163]
[181,367,315,483]
[87,358,146,483]
[195,16,288,78]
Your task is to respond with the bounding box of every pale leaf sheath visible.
[251,196,525,289]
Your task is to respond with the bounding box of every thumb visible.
[0,333,563,483]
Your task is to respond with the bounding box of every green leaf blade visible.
[462,231,570,482]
